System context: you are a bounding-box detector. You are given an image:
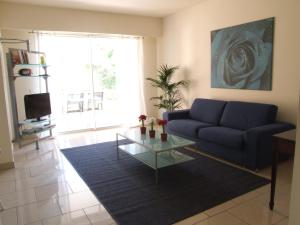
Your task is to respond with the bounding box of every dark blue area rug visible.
[61,140,269,225]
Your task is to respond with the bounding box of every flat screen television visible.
[24,93,51,121]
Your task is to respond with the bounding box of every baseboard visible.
[0,162,15,170]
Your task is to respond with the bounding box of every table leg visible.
[269,138,279,210]
[116,133,119,160]
[155,152,158,184]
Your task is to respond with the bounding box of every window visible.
[39,33,145,132]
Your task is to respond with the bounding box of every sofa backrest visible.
[220,101,278,130]
[189,98,227,125]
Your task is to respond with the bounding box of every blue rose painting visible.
[211,18,274,90]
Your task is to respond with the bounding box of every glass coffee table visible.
[116,128,195,184]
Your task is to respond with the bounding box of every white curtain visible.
[115,37,146,127]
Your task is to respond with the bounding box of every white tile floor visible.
[0,128,293,225]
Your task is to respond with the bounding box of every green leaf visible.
[146,64,188,111]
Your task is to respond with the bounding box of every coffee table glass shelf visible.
[116,128,195,183]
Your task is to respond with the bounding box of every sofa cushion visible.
[167,119,213,138]
[198,127,245,150]
[189,98,227,125]
[220,101,278,130]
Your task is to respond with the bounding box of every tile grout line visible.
[82,207,93,225]
[226,210,251,225]
[53,195,64,215]
[204,190,269,219]
[16,206,20,225]
[274,216,289,225]
[41,209,90,225]
[190,212,210,225]
[2,182,75,210]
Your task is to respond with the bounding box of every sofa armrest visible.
[163,109,190,121]
[245,122,295,140]
[243,122,295,169]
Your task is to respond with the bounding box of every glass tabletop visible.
[117,127,195,153]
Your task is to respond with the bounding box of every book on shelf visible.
[9,48,29,66]
[21,50,29,64]
[10,49,21,65]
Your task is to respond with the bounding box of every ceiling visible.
[0,0,207,17]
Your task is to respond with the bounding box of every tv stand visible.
[19,119,55,150]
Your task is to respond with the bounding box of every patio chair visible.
[66,93,84,113]
[88,92,104,110]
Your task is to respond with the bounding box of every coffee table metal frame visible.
[116,128,195,184]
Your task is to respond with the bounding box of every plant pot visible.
[161,133,168,142]
[140,126,146,134]
[149,130,155,138]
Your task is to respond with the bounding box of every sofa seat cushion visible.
[198,127,245,150]
[168,119,213,138]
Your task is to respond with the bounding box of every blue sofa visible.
[163,98,295,170]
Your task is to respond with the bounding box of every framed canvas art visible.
[211,17,274,90]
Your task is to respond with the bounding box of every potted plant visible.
[146,65,189,112]
[139,114,147,134]
[148,117,156,138]
[158,119,168,141]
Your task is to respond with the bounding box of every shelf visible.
[119,143,194,169]
[19,118,52,126]
[118,128,195,152]
[13,64,49,67]
[21,123,56,136]
[19,118,55,136]
[10,74,50,79]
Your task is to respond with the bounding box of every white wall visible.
[0,2,162,37]
[0,32,14,166]
[143,37,158,117]
[160,0,300,124]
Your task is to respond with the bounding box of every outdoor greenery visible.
[85,49,116,90]
[146,65,189,111]
[93,65,116,90]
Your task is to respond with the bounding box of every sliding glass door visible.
[39,33,143,132]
